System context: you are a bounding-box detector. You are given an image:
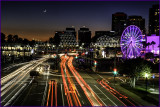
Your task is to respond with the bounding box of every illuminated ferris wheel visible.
[120,25,143,59]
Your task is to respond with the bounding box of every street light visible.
[152,74,155,89]
[145,73,149,91]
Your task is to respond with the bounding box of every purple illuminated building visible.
[146,34,160,55]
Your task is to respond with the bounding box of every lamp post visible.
[145,73,149,91]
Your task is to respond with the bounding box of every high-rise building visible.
[53,27,77,47]
[54,31,63,46]
[66,27,76,38]
[112,12,127,36]
[78,27,91,47]
[127,16,145,34]
[149,4,159,35]
[59,32,77,47]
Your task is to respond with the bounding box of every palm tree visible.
[146,42,151,53]
[151,41,156,54]
[142,42,147,53]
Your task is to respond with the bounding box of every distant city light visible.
[31,49,34,54]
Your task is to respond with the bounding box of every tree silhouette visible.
[18,37,23,44]
[142,42,147,53]
[7,34,14,54]
[146,42,151,52]
[145,52,154,59]
[23,38,29,45]
[7,34,13,43]
[119,58,152,88]
[29,40,36,48]
[151,41,156,54]
[13,35,19,43]
[49,37,54,44]
[22,38,29,59]
[1,33,6,43]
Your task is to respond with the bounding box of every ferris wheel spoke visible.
[135,31,141,39]
[133,44,141,56]
[133,27,138,37]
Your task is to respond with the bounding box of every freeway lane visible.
[68,56,126,106]
[60,56,127,106]
[1,56,49,106]
[1,55,141,106]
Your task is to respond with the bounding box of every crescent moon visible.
[43,9,47,13]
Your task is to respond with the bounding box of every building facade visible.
[78,27,91,47]
[95,35,120,48]
[112,12,127,36]
[92,31,116,43]
[90,35,122,58]
[149,4,159,35]
[54,28,78,47]
[127,15,145,34]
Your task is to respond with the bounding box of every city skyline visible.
[1,1,159,41]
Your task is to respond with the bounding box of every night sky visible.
[1,1,159,41]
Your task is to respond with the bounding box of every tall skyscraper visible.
[78,27,91,47]
[149,4,159,35]
[112,12,127,36]
[127,16,145,34]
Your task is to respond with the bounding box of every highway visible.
[59,55,131,106]
[1,55,141,106]
[1,56,49,106]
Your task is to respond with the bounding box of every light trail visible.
[94,85,117,106]
[4,84,27,106]
[51,81,53,107]
[98,79,136,106]
[1,58,47,97]
[60,57,72,106]
[46,80,58,107]
[1,57,48,106]
[1,78,34,104]
[60,56,81,106]
[46,81,51,107]
[61,84,65,106]
[41,68,49,106]
[1,63,32,85]
[67,57,103,106]
[55,81,57,106]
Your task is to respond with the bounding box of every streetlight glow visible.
[145,73,149,78]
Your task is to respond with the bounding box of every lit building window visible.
[155,12,157,15]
